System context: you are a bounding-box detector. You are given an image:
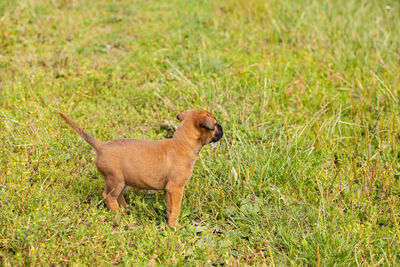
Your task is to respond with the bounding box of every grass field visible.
[1,0,400,265]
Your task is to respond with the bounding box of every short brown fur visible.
[59,109,223,227]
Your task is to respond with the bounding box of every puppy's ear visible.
[176,111,187,122]
[199,116,215,130]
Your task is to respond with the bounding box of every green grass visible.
[1,0,400,265]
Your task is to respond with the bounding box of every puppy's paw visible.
[167,221,180,228]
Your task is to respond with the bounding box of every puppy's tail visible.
[59,112,103,150]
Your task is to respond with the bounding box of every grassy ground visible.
[1,0,400,265]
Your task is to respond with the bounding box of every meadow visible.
[1,0,400,265]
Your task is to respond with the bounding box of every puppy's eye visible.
[200,124,215,130]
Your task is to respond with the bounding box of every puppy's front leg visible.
[165,184,184,227]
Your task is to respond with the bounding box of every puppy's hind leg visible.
[102,177,126,214]
[118,189,128,208]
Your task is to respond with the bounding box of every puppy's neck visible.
[172,125,203,156]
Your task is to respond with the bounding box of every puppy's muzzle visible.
[211,123,223,143]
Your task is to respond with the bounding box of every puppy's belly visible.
[121,156,169,190]
[123,171,167,190]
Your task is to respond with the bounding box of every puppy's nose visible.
[217,123,223,139]
[211,123,223,142]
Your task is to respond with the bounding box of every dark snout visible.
[211,123,223,142]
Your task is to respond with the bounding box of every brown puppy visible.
[59,109,223,227]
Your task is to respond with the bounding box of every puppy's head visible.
[176,109,223,145]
